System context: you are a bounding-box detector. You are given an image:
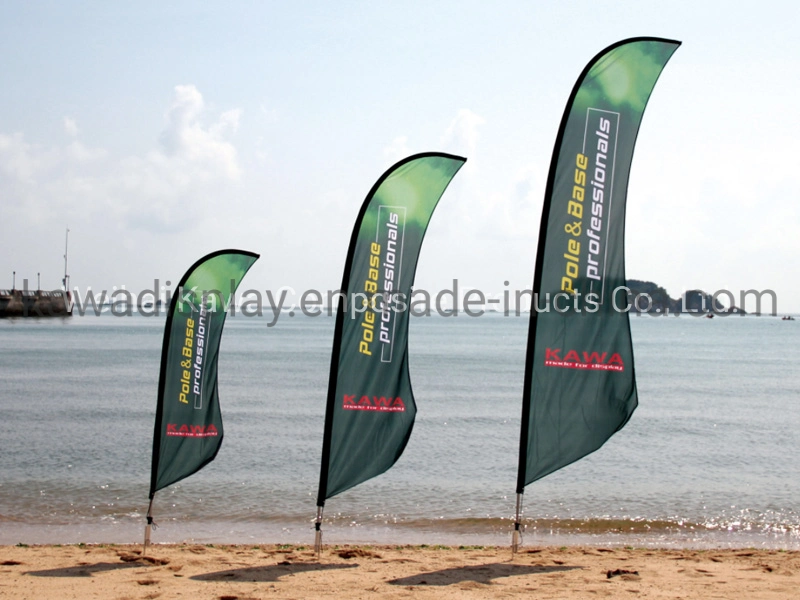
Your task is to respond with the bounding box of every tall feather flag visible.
[513,38,681,551]
[146,249,259,552]
[315,153,466,551]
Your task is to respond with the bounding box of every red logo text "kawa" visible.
[544,348,624,372]
[166,423,219,437]
[343,395,406,412]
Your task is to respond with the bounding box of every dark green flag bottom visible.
[513,38,680,551]
[315,153,465,552]
[145,249,258,552]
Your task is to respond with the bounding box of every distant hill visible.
[626,279,746,315]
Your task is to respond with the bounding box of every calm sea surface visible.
[1,310,799,549]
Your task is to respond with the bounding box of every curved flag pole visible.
[314,153,466,555]
[512,37,680,553]
[144,249,259,555]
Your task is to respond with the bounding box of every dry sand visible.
[1,543,798,599]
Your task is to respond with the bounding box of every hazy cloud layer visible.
[0,85,242,234]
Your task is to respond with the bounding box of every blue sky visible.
[1,1,798,312]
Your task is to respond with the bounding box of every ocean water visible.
[1,310,799,549]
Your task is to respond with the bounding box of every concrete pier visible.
[0,289,72,317]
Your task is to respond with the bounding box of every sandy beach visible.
[1,543,797,599]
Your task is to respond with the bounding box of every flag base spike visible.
[144,524,152,556]
[512,492,524,554]
[512,526,521,554]
[314,506,323,559]
[144,498,155,557]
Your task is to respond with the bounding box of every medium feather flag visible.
[315,153,465,550]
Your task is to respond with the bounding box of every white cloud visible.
[440,108,486,159]
[158,84,242,181]
[0,132,49,183]
[382,135,412,162]
[0,85,244,233]
[381,108,485,167]
[63,117,79,137]
[66,140,107,163]
[487,161,546,240]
